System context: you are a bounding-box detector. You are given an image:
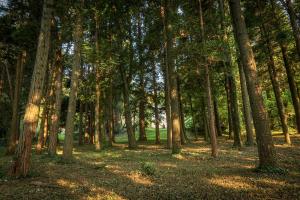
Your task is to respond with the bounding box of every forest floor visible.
[0,132,300,200]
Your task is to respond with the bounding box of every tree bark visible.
[281,0,300,58]
[10,0,53,177]
[165,0,181,154]
[237,59,255,146]
[63,9,83,160]
[161,4,172,149]
[214,98,222,137]
[7,50,26,155]
[229,0,277,169]
[152,59,160,144]
[48,43,63,155]
[119,65,137,149]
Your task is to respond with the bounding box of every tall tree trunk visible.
[78,101,84,145]
[238,59,254,146]
[107,79,114,147]
[165,0,181,154]
[270,0,300,134]
[219,0,241,145]
[119,65,137,149]
[199,0,218,157]
[36,103,48,154]
[225,76,233,139]
[214,98,222,137]
[9,0,53,177]
[48,44,63,155]
[259,23,290,144]
[63,9,83,160]
[177,76,187,144]
[7,50,26,155]
[280,44,300,134]
[161,4,172,149]
[137,14,147,142]
[152,60,161,144]
[229,0,277,169]
[188,95,197,140]
[94,11,102,151]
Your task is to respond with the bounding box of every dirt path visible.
[0,135,300,200]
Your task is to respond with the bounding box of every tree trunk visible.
[198,0,218,157]
[213,98,222,137]
[7,50,26,155]
[161,4,172,149]
[238,59,255,146]
[259,24,291,144]
[48,44,63,155]
[152,60,161,144]
[188,95,197,140]
[229,0,277,169]
[119,65,137,149]
[282,0,300,58]
[36,104,48,154]
[107,79,114,147]
[63,9,83,160]
[94,11,102,151]
[9,0,53,177]
[177,76,187,144]
[78,101,84,145]
[165,0,181,154]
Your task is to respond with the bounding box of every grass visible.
[115,128,167,143]
[0,130,299,200]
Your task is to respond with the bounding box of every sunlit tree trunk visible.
[7,50,26,155]
[229,0,277,169]
[63,9,83,160]
[10,0,53,177]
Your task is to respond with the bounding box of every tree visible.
[9,0,53,177]
[229,0,277,169]
[63,6,83,159]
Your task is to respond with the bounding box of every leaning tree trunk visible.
[7,50,26,155]
[270,0,300,134]
[48,44,63,155]
[282,0,300,58]
[259,23,290,144]
[63,10,83,160]
[9,0,53,177]
[229,0,277,169]
[238,59,255,146]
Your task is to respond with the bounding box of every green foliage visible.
[140,162,156,176]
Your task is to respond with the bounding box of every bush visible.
[140,162,156,176]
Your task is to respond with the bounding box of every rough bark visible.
[7,50,26,155]
[9,0,53,177]
[63,9,83,160]
[165,0,181,154]
[229,0,277,168]
[48,44,63,155]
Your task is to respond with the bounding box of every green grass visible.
[115,128,167,143]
